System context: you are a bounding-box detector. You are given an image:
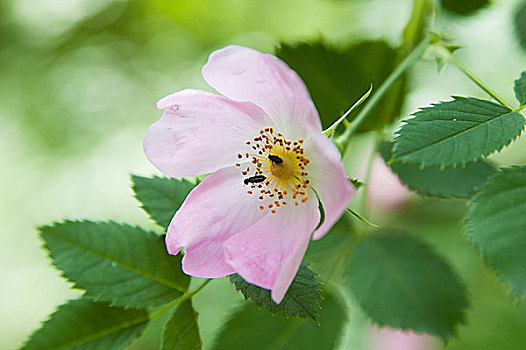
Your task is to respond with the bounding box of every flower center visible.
[235,127,310,214]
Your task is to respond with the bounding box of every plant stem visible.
[323,85,372,138]
[190,278,212,296]
[447,54,512,109]
[338,36,432,153]
[326,0,431,289]
[402,0,432,52]
[148,279,211,320]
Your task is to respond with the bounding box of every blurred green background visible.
[2,0,526,349]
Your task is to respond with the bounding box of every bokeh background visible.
[2,0,526,349]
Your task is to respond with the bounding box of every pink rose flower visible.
[144,46,354,303]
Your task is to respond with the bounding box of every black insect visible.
[268,154,283,164]
[244,175,267,185]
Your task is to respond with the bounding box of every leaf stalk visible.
[148,279,211,320]
[446,53,512,109]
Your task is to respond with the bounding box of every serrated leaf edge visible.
[230,277,321,321]
[21,298,149,350]
[130,174,193,229]
[161,301,202,350]
[40,220,187,295]
[513,71,526,106]
[389,162,497,200]
[229,268,323,322]
[464,166,526,298]
[392,97,525,168]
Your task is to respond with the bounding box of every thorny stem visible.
[337,36,432,153]
[148,279,211,320]
[447,53,513,109]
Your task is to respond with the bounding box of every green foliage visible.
[398,191,526,350]
[381,142,497,199]
[21,298,148,350]
[132,175,196,229]
[514,71,526,106]
[347,233,468,340]
[161,300,202,350]
[465,166,526,297]
[305,215,355,280]
[212,292,346,350]
[41,221,190,308]
[440,0,490,16]
[392,97,525,168]
[276,40,405,132]
[229,263,322,322]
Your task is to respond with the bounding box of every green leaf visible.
[161,300,202,350]
[381,142,497,199]
[347,233,468,340]
[229,262,322,322]
[305,215,355,280]
[21,298,148,350]
[276,40,406,132]
[212,292,346,350]
[514,71,526,106]
[131,175,195,229]
[392,97,525,168]
[440,0,490,16]
[41,221,190,308]
[466,166,526,297]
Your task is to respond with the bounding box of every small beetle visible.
[268,154,283,164]
[244,175,267,185]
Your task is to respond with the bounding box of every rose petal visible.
[167,166,266,278]
[181,237,235,278]
[202,45,322,132]
[304,127,355,240]
[144,89,270,177]
[224,195,320,303]
[271,232,312,303]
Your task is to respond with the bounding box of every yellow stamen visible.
[237,127,310,213]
